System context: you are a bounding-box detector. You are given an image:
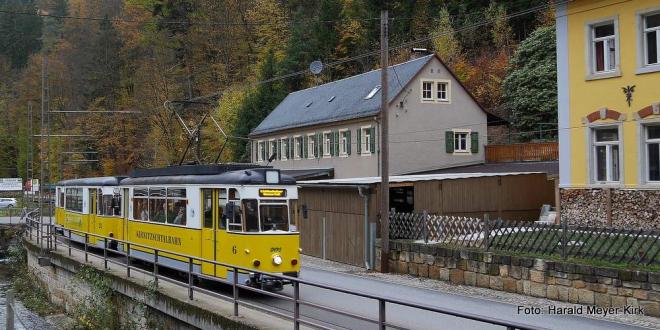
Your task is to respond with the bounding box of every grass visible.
[488,227,660,272]
[7,244,63,316]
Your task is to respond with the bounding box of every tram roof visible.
[120,168,296,186]
[57,176,125,187]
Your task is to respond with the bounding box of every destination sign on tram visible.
[259,189,286,197]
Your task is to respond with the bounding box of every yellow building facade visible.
[557,0,660,227]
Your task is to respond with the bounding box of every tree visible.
[502,25,557,137]
[232,50,287,161]
[0,0,43,69]
[431,7,462,67]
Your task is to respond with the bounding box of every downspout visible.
[358,186,371,269]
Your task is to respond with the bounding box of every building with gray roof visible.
[249,53,489,179]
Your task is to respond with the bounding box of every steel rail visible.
[32,221,543,330]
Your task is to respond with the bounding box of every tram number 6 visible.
[232,245,237,254]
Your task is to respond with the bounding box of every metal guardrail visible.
[0,208,29,225]
[24,216,541,330]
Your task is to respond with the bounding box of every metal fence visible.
[389,212,660,266]
[23,213,538,330]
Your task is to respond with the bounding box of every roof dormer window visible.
[364,86,381,100]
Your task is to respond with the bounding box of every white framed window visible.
[421,79,451,103]
[339,129,349,156]
[269,140,277,160]
[643,12,660,66]
[361,126,372,154]
[587,19,619,76]
[257,141,264,162]
[422,81,433,100]
[293,136,302,160]
[644,125,660,183]
[591,126,621,183]
[280,138,289,160]
[307,133,316,159]
[437,82,448,101]
[323,132,332,157]
[453,130,470,153]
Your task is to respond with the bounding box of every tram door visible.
[201,188,230,279]
[201,189,216,276]
[88,188,97,245]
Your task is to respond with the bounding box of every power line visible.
[0,9,392,26]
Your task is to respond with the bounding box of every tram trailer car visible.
[55,165,301,290]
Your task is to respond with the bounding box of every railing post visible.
[484,214,490,251]
[103,237,108,269]
[378,299,386,330]
[154,250,159,287]
[7,289,14,330]
[126,243,131,277]
[293,280,300,330]
[232,267,239,316]
[68,230,72,256]
[188,257,194,300]
[84,233,88,263]
[53,225,57,251]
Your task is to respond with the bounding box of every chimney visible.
[410,48,430,60]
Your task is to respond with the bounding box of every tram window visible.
[65,188,83,212]
[57,188,64,207]
[148,188,166,223]
[243,199,259,232]
[167,199,187,225]
[225,201,243,231]
[133,196,148,220]
[202,189,213,228]
[217,188,226,229]
[98,189,122,217]
[260,204,289,231]
[166,188,187,225]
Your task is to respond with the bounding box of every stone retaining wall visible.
[560,188,660,230]
[377,240,660,317]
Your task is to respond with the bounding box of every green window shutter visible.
[318,133,323,157]
[347,130,352,155]
[445,131,454,153]
[357,129,362,154]
[369,127,376,153]
[289,137,294,158]
[471,132,479,153]
[303,135,308,159]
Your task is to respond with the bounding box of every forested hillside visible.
[0,0,555,180]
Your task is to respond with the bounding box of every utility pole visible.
[39,55,47,248]
[27,102,33,209]
[379,9,390,273]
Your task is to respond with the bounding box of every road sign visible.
[0,178,22,191]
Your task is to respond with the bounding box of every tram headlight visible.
[272,255,283,265]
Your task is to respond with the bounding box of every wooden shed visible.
[297,172,556,267]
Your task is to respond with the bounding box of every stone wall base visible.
[377,240,660,317]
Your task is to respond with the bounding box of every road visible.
[0,217,25,225]
[71,240,646,330]
[238,266,644,330]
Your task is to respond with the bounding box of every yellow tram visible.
[54,165,301,290]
